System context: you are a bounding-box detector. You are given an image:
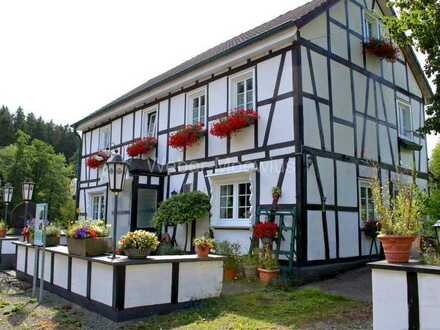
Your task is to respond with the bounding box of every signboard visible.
[33,203,48,246]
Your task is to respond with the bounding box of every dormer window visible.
[142,106,157,137]
[397,100,413,140]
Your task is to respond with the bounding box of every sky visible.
[1,0,438,154]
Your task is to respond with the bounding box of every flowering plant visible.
[86,150,110,169]
[127,137,157,157]
[253,221,279,239]
[210,108,258,138]
[67,220,110,239]
[168,123,204,149]
[193,237,215,249]
[363,38,399,62]
[118,230,160,251]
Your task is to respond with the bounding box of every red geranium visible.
[169,123,204,149]
[86,150,110,169]
[363,38,399,62]
[127,136,157,157]
[253,221,278,239]
[210,108,258,138]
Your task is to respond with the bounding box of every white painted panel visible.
[330,0,346,24]
[82,132,89,155]
[303,98,331,151]
[16,245,26,272]
[330,23,348,60]
[186,137,205,160]
[394,61,407,90]
[90,262,113,306]
[307,156,334,205]
[157,134,167,164]
[158,99,169,131]
[111,118,122,145]
[281,158,296,204]
[53,254,69,288]
[310,51,329,100]
[178,261,223,302]
[347,1,363,34]
[259,159,284,205]
[400,149,413,170]
[257,55,281,101]
[169,174,185,196]
[337,161,357,207]
[363,119,378,160]
[134,110,142,138]
[339,212,359,258]
[125,264,172,308]
[378,125,392,165]
[372,269,408,330]
[301,13,328,49]
[349,34,364,67]
[169,94,185,128]
[230,125,254,152]
[2,240,16,254]
[307,211,325,261]
[418,273,440,329]
[334,123,354,156]
[353,71,367,114]
[278,50,292,95]
[257,104,270,147]
[411,99,421,131]
[212,230,251,254]
[383,60,393,83]
[301,47,313,96]
[71,258,88,297]
[331,60,353,122]
[91,129,99,153]
[384,84,397,124]
[122,113,133,143]
[208,77,227,116]
[267,98,294,146]
[408,66,422,97]
[27,247,35,276]
[168,144,183,163]
[365,54,381,76]
[208,123,227,156]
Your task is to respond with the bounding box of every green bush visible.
[215,240,241,271]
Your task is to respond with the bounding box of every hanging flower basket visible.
[86,150,110,169]
[363,38,399,62]
[210,108,258,138]
[169,123,204,149]
[127,137,157,157]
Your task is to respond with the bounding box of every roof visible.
[73,0,433,129]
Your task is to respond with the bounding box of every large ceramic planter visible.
[67,237,111,257]
[0,229,6,238]
[243,264,258,280]
[195,246,210,257]
[257,268,280,285]
[224,267,238,280]
[123,248,151,259]
[45,235,60,247]
[378,234,416,263]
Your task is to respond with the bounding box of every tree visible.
[0,106,15,146]
[384,1,440,134]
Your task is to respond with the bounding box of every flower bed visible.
[363,38,399,62]
[67,220,111,257]
[86,150,110,169]
[169,123,204,149]
[127,137,157,157]
[210,109,258,138]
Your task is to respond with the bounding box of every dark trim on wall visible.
[171,262,179,304]
[113,265,126,311]
[86,260,92,299]
[407,272,420,330]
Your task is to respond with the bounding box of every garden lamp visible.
[106,152,128,259]
[22,179,35,225]
[3,183,13,224]
[433,220,440,246]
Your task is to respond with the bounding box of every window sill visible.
[211,219,251,229]
[398,136,422,151]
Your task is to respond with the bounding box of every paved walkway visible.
[304,266,372,303]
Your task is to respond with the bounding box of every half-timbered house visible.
[73,0,432,270]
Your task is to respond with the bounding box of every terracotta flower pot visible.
[224,267,238,280]
[257,268,280,285]
[378,235,416,263]
[195,245,210,257]
[0,229,6,238]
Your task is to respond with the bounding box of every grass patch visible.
[128,288,366,329]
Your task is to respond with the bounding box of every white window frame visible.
[187,87,207,126]
[99,125,111,150]
[397,99,413,140]
[91,193,105,221]
[359,179,375,223]
[229,69,256,112]
[363,10,380,41]
[142,105,158,138]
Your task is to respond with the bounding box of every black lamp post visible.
[22,180,35,224]
[433,220,440,247]
[106,153,128,259]
[3,183,13,224]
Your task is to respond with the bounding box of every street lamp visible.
[3,184,13,224]
[433,220,440,247]
[106,153,128,259]
[22,180,35,225]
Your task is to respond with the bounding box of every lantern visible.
[22,180,34,202]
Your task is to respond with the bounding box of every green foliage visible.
[155,241,185,255]
[45,224,61,237]
[384,1,440,134]
[0,221,6,230]
[430,143,440,183]
[193,236,215,249]
[118,230,160,250]
[421,245,440,266]
[214,240,241,271]
[371,178,424,236]
[258,247,279,270]
[153,191,210,229]
[241,252,259,266]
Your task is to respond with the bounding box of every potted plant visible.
[215,241,241,280]
[118,230,160,258]
[272,187,282,206]
[45,225,61,247]
[371,178,423,263]
[0,220,7,238]
[253,220,279,248]
[257,248,280,284]
[210,108,258,138]
[67,220,111,257]
[168,123,205,149]
[86,150,110,169]
[363,38,399,62]
[127,137,157,157]
[193,237,215,257]
[241,251,259,280]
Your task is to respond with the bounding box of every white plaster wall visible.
[91,129,99,154]
[16,245,26,272]
[134,110,142,138]
[230,125,254,153]
[347,1,362,35]
[338,211,359,258]
[259,158,295,205]
[111,118,122,145]
[157,134,167,164]
[334,123,355,156]
[278,50,292,95]
[27,247,36,276]
[330,23,348,60]
[169,94,185,128]
[307,210,336,261]
[331,60,353,122]
[336,161,357,207]
[330,0,346,24]
[301,13,328,50]
[186,137,205,160]
[307,156,334,205]
[208,121,227,156]
[158,99,169,131]
[53,254,68,288]
[178,261,223,302]
[394,61,407,90]
[208,77,227,116]
[39,250,51,282]
[90,263,113,306]
[2,240,16,254]
[372,269,408,330]
[267,98,294,146]
[71,258,88,297]
[418,273,440,329]
[257,104,270,147]
[303,98,331,151]
[212,230,251,254]
[122,113,133,143]
[257,55,280,101]
[125,264,172,308]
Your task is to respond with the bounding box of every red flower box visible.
[253,221,278,239]
[86,150,110,169]
[169,123,204,149]
[210,108,258,138]
[363,38,399,62]
[127,137,157,157]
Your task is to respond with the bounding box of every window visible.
[220,184,234,219]
[99,126,111,150]
[230,71,254,111]
[219,182,251,221]
[359,180,374,223]
[363,11,379,41]
[397,100,413,140]
[142,107,157,137]
[188,90,206,125]
[91,194,105,220]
